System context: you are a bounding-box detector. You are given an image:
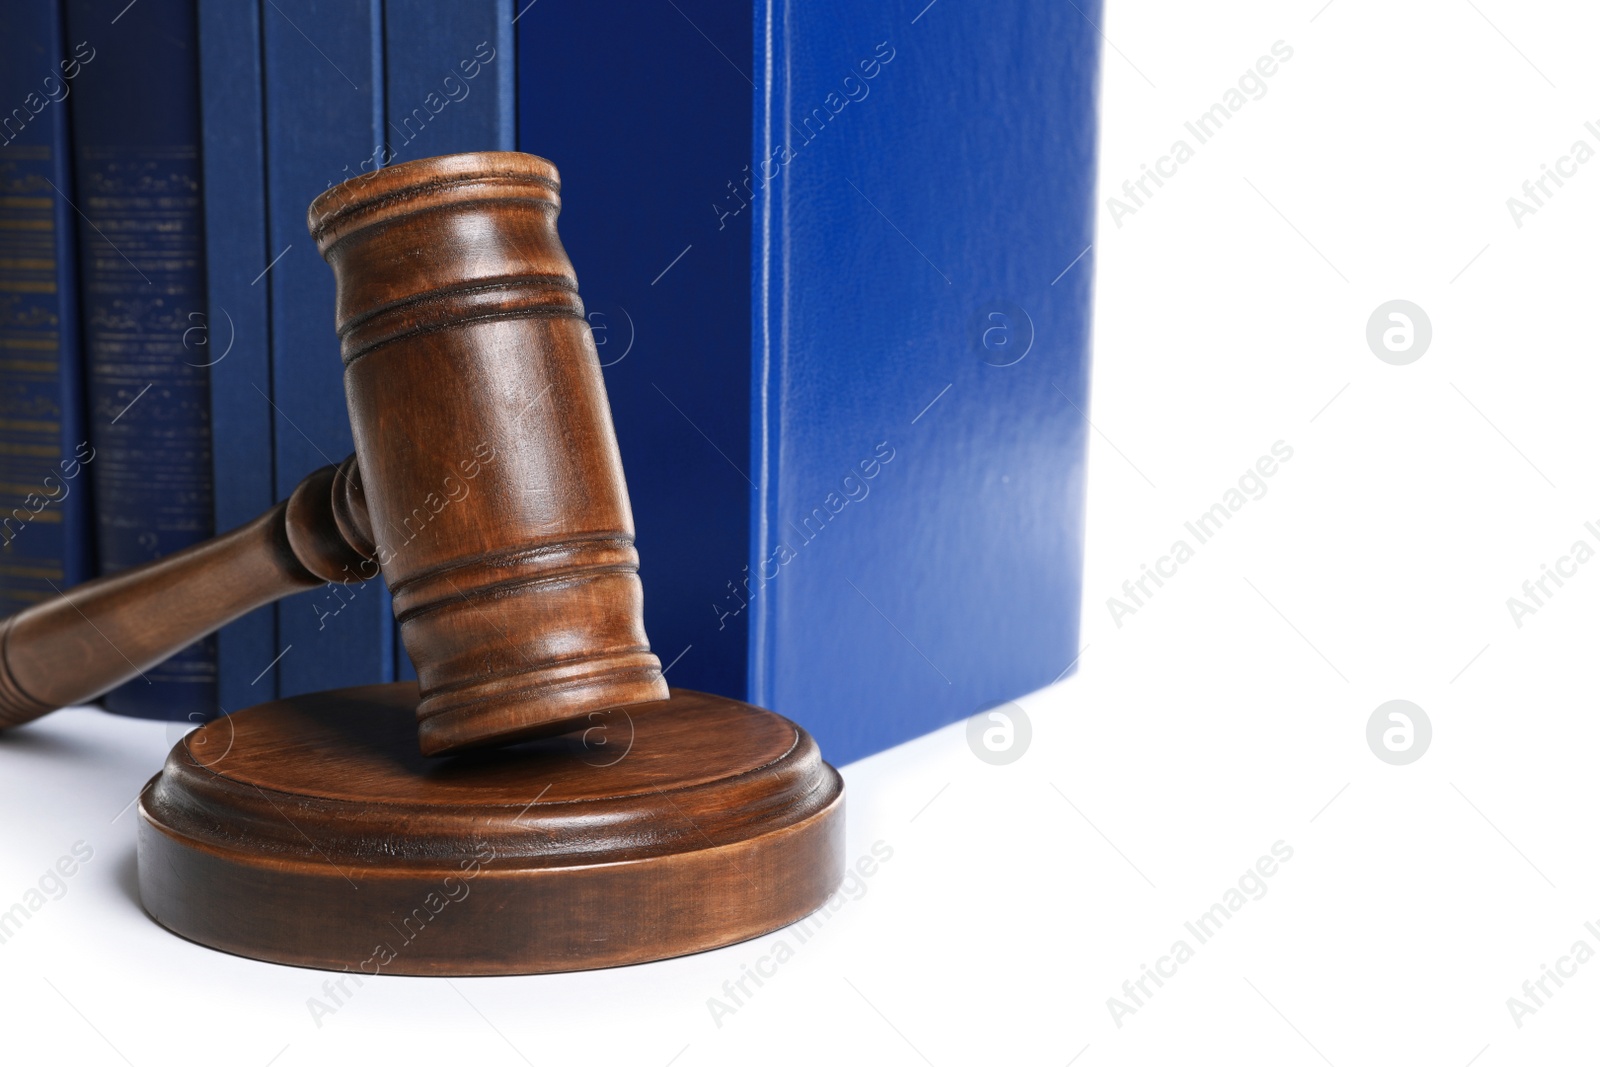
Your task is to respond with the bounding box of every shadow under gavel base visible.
[136,685,844,975]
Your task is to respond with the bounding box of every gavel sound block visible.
[0,152,844,974]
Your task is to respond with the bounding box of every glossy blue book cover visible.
[0,2,95,618]
[64,0,216,720]
[262,0,392,698]
[382,0,516,682]
[519,1,1099,764]
[750,0,1100,762]
[199,0,279,713]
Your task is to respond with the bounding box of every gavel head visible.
[307,152,669,755]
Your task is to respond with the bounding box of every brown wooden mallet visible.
[0,152,844,975]
[0,149,669,755]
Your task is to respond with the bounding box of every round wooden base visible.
[136,684,844,976]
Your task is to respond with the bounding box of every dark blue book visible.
[199,0,280,713]
[517,0,754,703]
[262,0,392,697]
[382,0,516,682]
[0,2,95,618]
[519,0,1100,763]
[64,0,216,721]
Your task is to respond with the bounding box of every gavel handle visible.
[0,458,375,729]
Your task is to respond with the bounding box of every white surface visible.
[6,1,1600,1063]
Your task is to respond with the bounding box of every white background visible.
[4,1,1599,1064]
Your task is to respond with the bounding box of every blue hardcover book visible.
[520,1,1100,763]
[748,1,1099,762]
[64,0,216,721]
[262,0,393,698]
[382,0,516,681]
[0,3,95,617]
[199,0,280,712]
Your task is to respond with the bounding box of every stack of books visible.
[0,0,1099,765]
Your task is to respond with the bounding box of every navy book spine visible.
[262,0,392,697]
[517,0,753,701]
[0,3,95,619]
[382,0,516,682]
[64,0,216,721]
[198,0,279,713]
[749,0,1100,762]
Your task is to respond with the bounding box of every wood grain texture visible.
[138,683,845,975]
[308,152,669,754]
[0,460,370,728]
[0,152,670,755]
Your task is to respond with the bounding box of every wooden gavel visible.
[0,152,669,755]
